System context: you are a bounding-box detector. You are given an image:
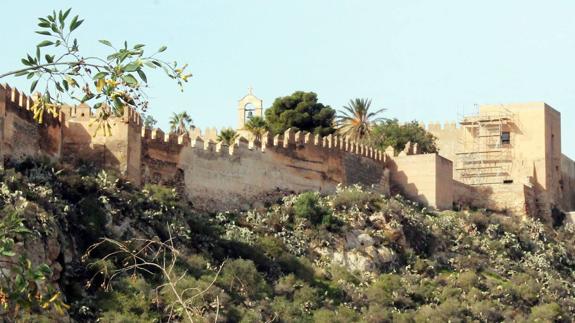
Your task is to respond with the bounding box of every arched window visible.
[244,103,255,122]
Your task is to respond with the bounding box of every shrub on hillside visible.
[529,302,564,322]
[331,185,382,212]
[292,192,332,226]
[218,259,271,301]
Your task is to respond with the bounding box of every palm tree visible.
[337,98,386,142]
[244,116,268,141]
[169,112,193,135]
[217,128,239,146]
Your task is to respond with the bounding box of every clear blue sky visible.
[1,1,574,157]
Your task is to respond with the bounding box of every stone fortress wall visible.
[0,84,62,162]
[0,83,573,216]
[0,84,399,211]
[423,121,462,162]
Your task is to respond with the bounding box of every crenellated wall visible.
[0,84,469,213]
[141,127,188,186]
[15,83,570,215]
[0,84,62,163]
[143,128,389,211]
[424,121,462,162]
[61,103,143,185]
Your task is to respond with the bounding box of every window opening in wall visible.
[503,179,513,184]
[501,131,510,145]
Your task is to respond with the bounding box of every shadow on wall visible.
[61,122,122,175]
[389,169,430,207]
[452,181,494,211]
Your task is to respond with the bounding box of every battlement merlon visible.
[425,121,459,132]
[60,102,142,128]
[1,84,63,125]
[122,105,142,126]
[0,84,8,114]
[141,125,386,164]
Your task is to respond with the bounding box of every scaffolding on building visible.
[455,106,515,186]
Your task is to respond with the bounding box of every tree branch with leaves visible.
[84,230,224,323]
[0,8,191,134]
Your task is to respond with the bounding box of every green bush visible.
[366,274,404,307]
[143,184,179,206]
[456,271,479,291]
[313,305,360,323]
[96,277,159,323]
[293,192,331,226]
[218,259,271,301]
[257,235,286,259]
[332,186,382,211]
[3,158,575,322]
[509,273,540,305]
[364,305,393,323]
[76,196,108,246]
[470,300,503,322]
[160,273,231,321]
[528,302,563,322]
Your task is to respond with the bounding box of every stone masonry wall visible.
[150,129,389,211]
[425,121,462,163]
[61,104,142,185]
[0,84,62,163]
[388,153,454,210]
[561,154,575,211]
[141,128,187,186]
[7,83,563,216]
[452,180,535,216]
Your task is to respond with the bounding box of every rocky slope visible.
[1,158,574,322]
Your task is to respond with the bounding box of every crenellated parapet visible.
[424,121,459,132]
[122,105,143,128]
[141,126,388,163]
[0,84,63,160]
[188,127,219,142]
[176,127,390,211]
[0,83,62,125]
[420,120,463,162]
[62,102,142,130]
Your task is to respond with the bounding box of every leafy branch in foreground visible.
[84,230,223,323]
[0,8,191,133]
[0,211,67,319]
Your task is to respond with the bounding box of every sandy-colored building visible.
[427,103,575,217]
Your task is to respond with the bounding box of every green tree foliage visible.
[169,111,193,135]
[292,192,340,230]
[217,128,239,146]
[243,116,268,141]
[293,192,330,225]
[265,91,336,136]
[0,9,190,132]
[0,211,66,319]
[370,119,438,154]
[337,98,386,141]
[218,259,271,301]
[141,114,157,129]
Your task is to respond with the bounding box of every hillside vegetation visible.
[1,159,574,322]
